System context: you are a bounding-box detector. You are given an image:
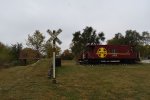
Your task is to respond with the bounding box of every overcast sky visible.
[0,0,150,51]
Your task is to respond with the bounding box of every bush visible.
[0,42,12,67]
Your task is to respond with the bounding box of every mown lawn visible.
[0,59,150,100]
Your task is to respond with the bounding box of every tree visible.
[70,31,82,59]
[9,43,23,65]
[107,30,142,50]
[107,33,125,45]
[20,48,39,59]
[19,48,40,65]
[11,43,22,60]
[70,26,105,59]
[44,41,61,58]
[139,31,150,58]
[0,42,12,66]
[124,30,142,47]
[26,30,45,58]
[142,31,150,45]
[61,49,74,60]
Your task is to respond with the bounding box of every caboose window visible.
[112,49,116,53]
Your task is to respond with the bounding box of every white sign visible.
[47,29,62,44]
[55,38,62,45]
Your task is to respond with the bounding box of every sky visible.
[0,0,150,51]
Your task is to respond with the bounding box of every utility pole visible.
[47,29,62,84]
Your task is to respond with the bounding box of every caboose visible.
[79,44,140,64]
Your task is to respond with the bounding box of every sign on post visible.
[47,29,62,45]
[47,29,62,83]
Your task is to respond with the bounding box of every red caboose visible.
[79,45,140,64]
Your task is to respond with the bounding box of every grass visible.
[0,59,150,100]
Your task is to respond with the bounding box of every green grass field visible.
[0,59,150,100]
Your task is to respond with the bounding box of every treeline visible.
[0,30,61,68]
[70,26,150,59]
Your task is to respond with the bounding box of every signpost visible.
[47,29,62,83]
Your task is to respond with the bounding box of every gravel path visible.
[141,60,150,63]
